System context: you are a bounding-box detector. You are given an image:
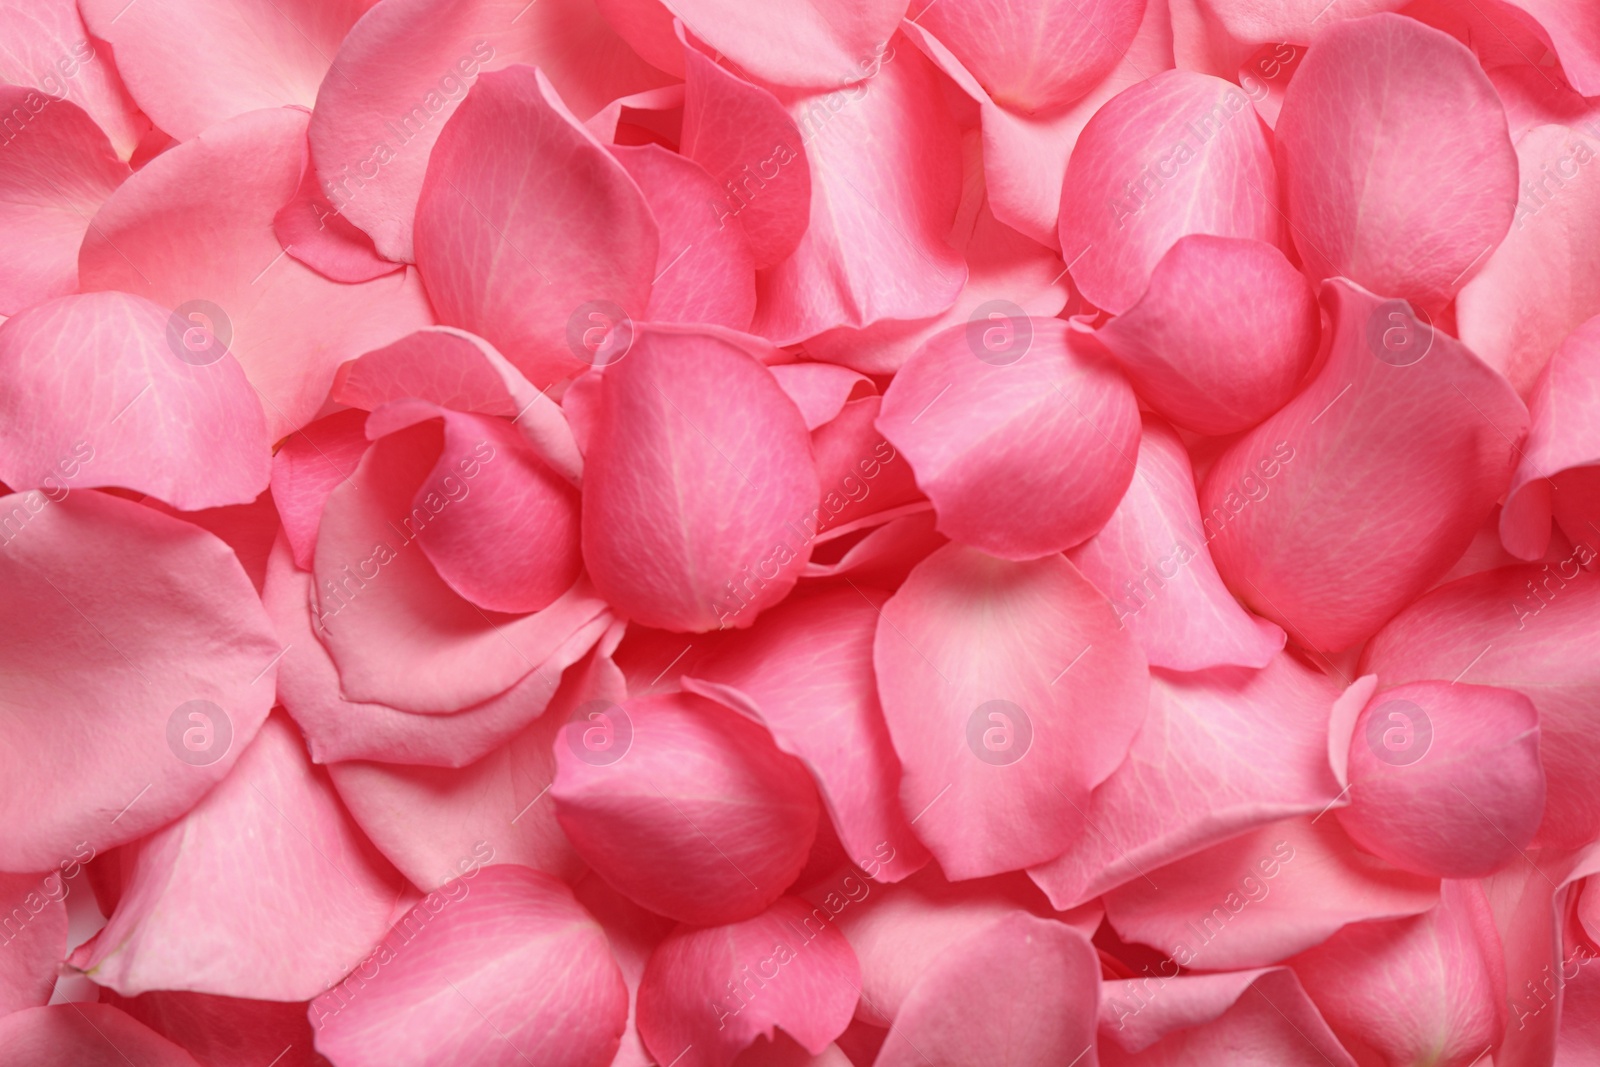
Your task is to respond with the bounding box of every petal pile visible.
[0,3,1596,1065]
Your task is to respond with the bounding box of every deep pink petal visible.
[0,292,270,511]
[0,871,70,1014]
[807,396,924,539]
[0,490,279,872]
[613,143,756,330]
[751,39,967,344]
[681,586,931,884]
[875,542,1149,879]
[78,106,435,439]
[636,896,860,1067]
[0,2,145,158]
[1069,417,1286,670]
[551,691,820,925]
[1059,69,1279,314]
[582,325,820,631]
[414,65,659,388]
[271,409,371,571]
[877,317,1139,559]
[107,991,330,1067]
[1361,565,1600,848]
[309,0,673,262]
[1202,278,1529,652]
[1102,816,1438,971]
[1276,13,1517,312]
[1096,235,1319,436]
[0,1004,204,1067]
[274,135,404,284]
[679,43,811,268]
[70,713,404,999]
[310,865,628,1067]
[0,88,127,314]
[1030,655,1343,909]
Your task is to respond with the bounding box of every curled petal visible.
[0,2,145,158]
[271,410,372,571]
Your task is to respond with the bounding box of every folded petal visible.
[751,39,967,344]
[661,0,903,89]
[1361,564,1600,848]
[1096,235,1319,436]
[875,542,1149,879]
[679,43,811,268]
[769,364,872,431]
[271,409,371,570]
[274,136,404,284]
[1030,655,1344,909]
[582,325,820,631]
[1059,69,1279,314]
[0,2,144,158]
[309,0,673,261]
[0,89,127,314]
[681,586,931,884]
[1069,417,1287,670]
[415,65,658,388]
[70,712,404,999]
[309,865,628,1067]
[877,317,1139,559]
[636,896,860,1067]
[1289,880,1505,1067]
[0,1004,204,1067]
[0,292,270,511]
[1202,278,1529,652]
[807,396,924,538]
[1500,0,1600,96]
[79,0,368,141]
[613,144,756,330]
[1102,816,1438,971]
[1502,315,1600,559]
[1276,13,1517,312]
[0,490,279,872]
[1337,680,1544,879]
[78,106,435,439]
[552,691,820,924]
[313,423,610,712]
[1099,968,1356,1067]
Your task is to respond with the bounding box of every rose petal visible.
[0,3,144,158]
[0,1004,204,1067]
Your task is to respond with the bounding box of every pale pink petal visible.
[751,39,967,345]
[0,871,70,1013]
[313,424,611,713]
[107,991,330,1067]
[310,0,673,262]
[1503,315,1600,559]
[1059,69,1278,314]
[0,2,144,158]
[1030,655,1344,908]
[918,0,1144,115]
[1276,13,1518,312]
[679,42,811,268]
[78,106,435,439]
[1102,816,1438,971]
[768,363,872,431]
[551,691,820,925]
[324,628,626,888]
[636,896,860,1067]
[661,0,903,89]
[681,586,931,884]
[0,1004,204,1067]
[0,490,279,872]
[309,865,628,1067]
[875,542,1149,879]
[1195,0,1405,41]
[1337,680,1544,879]
[0,292,270,511]
[877,317,1139,559]
[274,135,404,284]
[582,325,819,632]
[414,65,659,388]
[1096,236,1319,436]
[1290,881,1504,1067]
[1099,968,1356,1067]
[79,0,370,141]
[70,713,404,999]
[145,491,282,595]
[613,144,756,330]
[1361,564,1600,848]
[266,537,611,766]
[271,409,371,570]
[1069,417,1287,670]
[1202,278,1529,653]
[0,89,127,314]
